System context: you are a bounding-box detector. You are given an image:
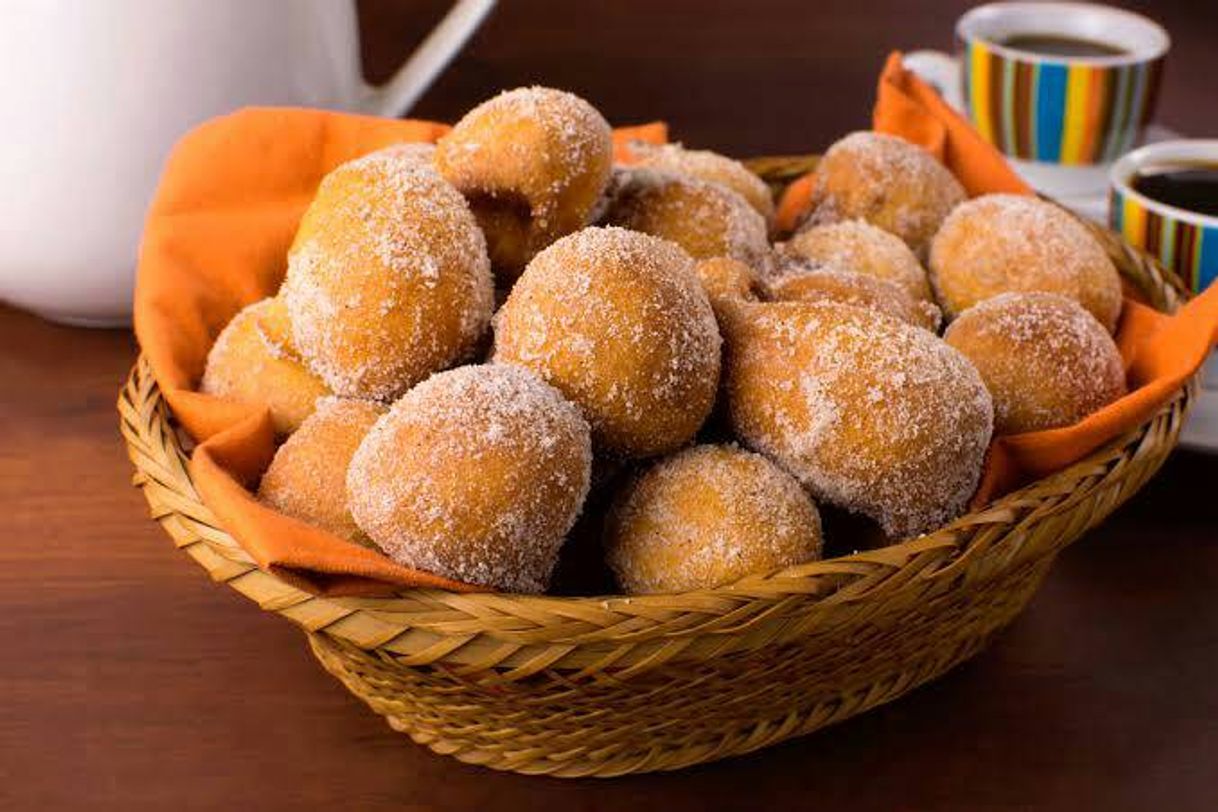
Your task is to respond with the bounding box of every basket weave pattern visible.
[119,156,1195,777]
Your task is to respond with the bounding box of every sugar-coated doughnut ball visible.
[603,169,771,273]
[436,86,613,282]
[806,132,965,257]
[944,292,1126,435]
[376,140,437,166]
[765,261,941,331]
[347,364,592,593]
[929,194,1123,333]
[632,142,775,224]
[201,297,330,435]
[494,227,722,459]
[284,147,493,401]
[605,444,823,594]
[695,257,761,317]
[723,301,993,537]
[257,396,386,544]
[783,219,933,302]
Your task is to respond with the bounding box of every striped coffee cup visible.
[1110,141,1218,294]
[910,3,1169,167]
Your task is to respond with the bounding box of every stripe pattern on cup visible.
[1111,188,1218,293]
[964,38,1162,166]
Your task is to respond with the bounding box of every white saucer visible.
[1179,358,1218,453]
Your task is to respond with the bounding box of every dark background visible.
[361,0,1217,152]
[3,2,1217,810]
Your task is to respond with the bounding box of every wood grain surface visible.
[3,1,1217,809]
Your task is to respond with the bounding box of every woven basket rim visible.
[120,154,1196,619]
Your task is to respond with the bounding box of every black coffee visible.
[1131,163,1218,218]
[1001,33,1128,58]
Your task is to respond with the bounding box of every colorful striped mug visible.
[1110,141,1218,295]
[906,3,1168,166]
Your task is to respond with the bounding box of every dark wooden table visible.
[3,2,1217,809]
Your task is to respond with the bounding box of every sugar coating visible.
[586,165,633,224]
[201,297,330,434]
[374,141,437,165]
[347,364,592,593]
[695,257,762,323]
[929,194,1123,333]
[783,218,933,301]
[807,132,966,258]
[764,258,941,332]
[494,226,722,459]
[945,292,1126,435]
[603,168,772,274]
[435,86,614,278]
[605,444,823,594]
[724,300,993,537]
[632,142,776,223]
[258,396,386,544]
[438,86,612,211]
[283,145,494,401]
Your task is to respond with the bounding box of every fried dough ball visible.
[695,257,762,318]
[632,142,775,224]
[347,364,592,593]
[494,227,722,459]
[805,132,965,257]
[201,297,330,435]
[944,292,1126,435]
[603,169,771,273]
[283,147,493,401]
[781,219,933,302]
[723,301,993,537]
[765,261,941,331]
[605,444,823,594]
[435,86,613,282]
[376,140,436,166]
[257,396,386,545]
[929,194,1123,333]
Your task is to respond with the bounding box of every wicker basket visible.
[119,155,1196,778]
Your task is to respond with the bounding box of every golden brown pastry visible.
[781,219,933,302]
[602,168,771,273]
[723,300,992,537]
[764,260,941,331]
[605,444,822,594]
[632,142,775,224]
[694,256,762,318]
[257,396,386,544]
[201,297,330,434]
[283,146,494,401]
[944,292,1126,434]
[347,364,592,593]
[929,194,1123,333]
[804,131,965,257]
[494,227,722,459]
[435,86,614,283]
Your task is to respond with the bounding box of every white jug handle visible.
[361,0,496,118]
[903,50,964,112]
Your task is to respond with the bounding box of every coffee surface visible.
[1131,163,1218,218]
[1000,33,1128,58]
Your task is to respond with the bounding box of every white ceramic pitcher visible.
[0,0,495,327]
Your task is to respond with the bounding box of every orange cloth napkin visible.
[777,51,1218,507]
[133,107,666,595]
